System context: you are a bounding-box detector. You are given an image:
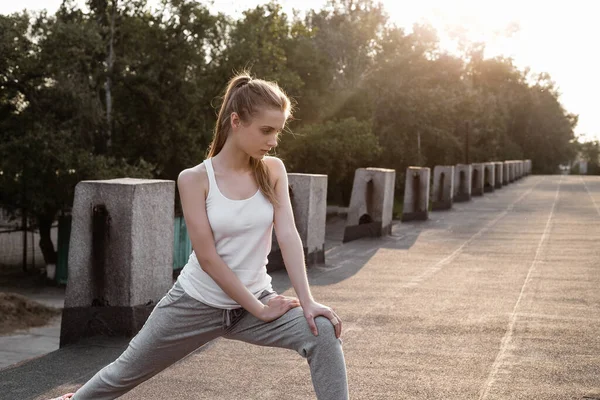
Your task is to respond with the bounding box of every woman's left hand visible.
[302,300,342,338]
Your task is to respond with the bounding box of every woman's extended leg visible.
[223,291,349,400]
[72,282,224,400]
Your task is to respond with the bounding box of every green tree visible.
[0,0,583,273]
[303,0,387,122]
[0,9,152,268]
[278,117,382,204]
[580,140,600,174]
[106,0,227,179]
[368,24,465,191]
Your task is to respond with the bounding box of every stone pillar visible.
[402,167,430,221]
[268,173,327,272]
[61,179,175,347]
[471,163,485,196]
[494,162,503,189]
[519,161,524,178]
[503,162,509,185]
[431,165,454,211]
[484,162,495,193]
[454,164,472,202]
[526,159,532,175]
[343,168,395,243]
[508,161,515,182]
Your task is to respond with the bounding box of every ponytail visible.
[207,72,292,206]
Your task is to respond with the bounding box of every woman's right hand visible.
[259,295,301,322]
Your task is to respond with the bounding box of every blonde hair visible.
[207,72,292,205]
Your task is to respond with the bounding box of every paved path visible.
[2,175,599,399]
[0,317,61,370]
[0,286,64,370]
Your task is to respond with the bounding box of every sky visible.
[2,0,598,142]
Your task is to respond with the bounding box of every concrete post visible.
[471,163,485,196]
[454,164,472,202]
[343,168,395,243]
[503,162,509,185]
[494,162,503,189]
[61,178,175,347]
[484,162,495,193]
[431,165,454,211]
[268,173,327,271]
[519,161,524,178]
[402,167,430,221]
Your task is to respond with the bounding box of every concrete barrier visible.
[402,167,430,221]
[343,168,395,243]
[431,166,454,211]
[519,160,524,178]
[471,163,485,196]
[454,164,472,202]
[494,162,503,189]
[508,161,515,183]
[484,163,495,193]
[268,174,327,271]
[513,161,520,180]
[503,162,509,185]
[61,178,175,347]
[525,159,532,175]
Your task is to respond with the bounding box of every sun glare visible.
[381,0,523,56]
[380,0,599,140]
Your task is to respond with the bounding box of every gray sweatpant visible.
[72,281,348,399]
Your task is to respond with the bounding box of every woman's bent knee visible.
[314,316,337,341]
[297,316,340,357]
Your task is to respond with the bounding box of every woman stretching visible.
[52,72,348,399]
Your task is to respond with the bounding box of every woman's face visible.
[231,108,287,159]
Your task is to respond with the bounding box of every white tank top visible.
[177,158,274,309]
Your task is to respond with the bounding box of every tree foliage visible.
[278,117,381,204]
[0,0,583,266]
[578,140,600,175]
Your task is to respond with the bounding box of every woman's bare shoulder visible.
[177,162,209,196]
[263,156,287,174]
[263,156,287,186]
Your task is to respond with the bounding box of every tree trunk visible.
[37,212,58,266]
[105,0,116,151]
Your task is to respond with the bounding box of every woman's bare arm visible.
[267,157,313,304]
[267,156,342,337]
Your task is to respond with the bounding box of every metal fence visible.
[0,208,58,270]
[1,209,192,283]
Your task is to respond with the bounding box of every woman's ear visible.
[230,112,240,129]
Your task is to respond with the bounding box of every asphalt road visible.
[3,175,599,400]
